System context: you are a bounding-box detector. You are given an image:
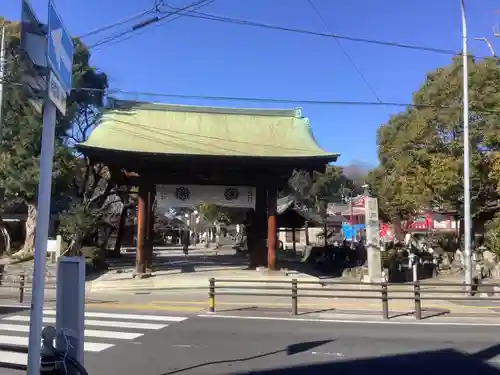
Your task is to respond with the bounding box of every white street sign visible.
[48,71,67,115]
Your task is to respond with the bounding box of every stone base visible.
[133,272,152,279]
[363,274,387,283]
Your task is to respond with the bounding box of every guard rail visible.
[0,271,56,304]
[208,278,500,320]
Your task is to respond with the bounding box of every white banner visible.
[156,185,256,209]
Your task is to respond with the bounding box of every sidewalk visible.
[86,249,500,317]
[85,283,500,318]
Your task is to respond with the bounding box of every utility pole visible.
[460,0,473,293]
[0,24,6,144]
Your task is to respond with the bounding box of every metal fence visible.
[208,278,500,320]
[0,271,56,304]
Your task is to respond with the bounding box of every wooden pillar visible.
[135,183,148,275]
[267,188,277,270]
[248,187,267,268]
[144,184,155,273]
[292,227,296,255]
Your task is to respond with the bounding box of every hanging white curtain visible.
[156,185,256,209]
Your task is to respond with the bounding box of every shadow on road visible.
[105,251,337,280]
[232,345,500,375]
[161,340,335,375]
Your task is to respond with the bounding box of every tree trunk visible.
[65,237,83,257]
[13,203,37,258]
[0,218,11,256]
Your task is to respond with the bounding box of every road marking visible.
[84,329,142,340]
[0,334,110,352]
[197,314,500,326]
[0,323,142,339]
[43,310,188,322]
[3,315,167,330]
[86,303,203,312]
[0,351,27,365]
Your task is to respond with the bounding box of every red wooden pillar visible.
[267,188,278,270]
[144,184,155,273]
[135,183,148,275]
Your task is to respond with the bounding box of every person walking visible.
[182,230,190,257]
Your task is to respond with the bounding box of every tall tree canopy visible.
[368,56,500,227]
[0,19,108,256]
[288,165,355,216]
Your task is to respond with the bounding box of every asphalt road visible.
[0,308,500,374]
[79,313,500,375]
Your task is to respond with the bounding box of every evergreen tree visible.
[0,19,107,256]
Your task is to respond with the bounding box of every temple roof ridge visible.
[109,99,301,118]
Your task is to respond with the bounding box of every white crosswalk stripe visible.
[0,310,188,367]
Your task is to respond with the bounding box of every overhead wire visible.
[88,0,216,50]
[158,5,492,59]
[71,86,500,114]
[76,7,159,39]
[0,77,499,113]
[305,0,382,103]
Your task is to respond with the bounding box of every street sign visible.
[21,0,46,68]
[48,71,67,115]
[47,0,73,94]
[20,0,47,115]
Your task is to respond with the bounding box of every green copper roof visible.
[78,100,339,159]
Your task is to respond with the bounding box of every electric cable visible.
[305,0,382,103]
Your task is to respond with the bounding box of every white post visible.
[460,0,473,290]
[55,257,85,365]
[412,260,418,282]
[26,101,57,375]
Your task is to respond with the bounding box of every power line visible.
[72,86,500,113]
[305,0,382,103]
[88,0,215,50]
[77,7,158,39]
[0,77,498,113]
[163,6,492,59]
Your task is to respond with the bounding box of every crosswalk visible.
[0,309,188,367]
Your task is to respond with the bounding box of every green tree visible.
[198,203,232,225]
[485,213,500,256]
[370,56,500,230]
[288,165,354,215]
[0,19,108,256]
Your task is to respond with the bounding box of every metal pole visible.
[26,100,57,375]
[473,37,495,56]
[0,24,6,144]
[460,0,473,290]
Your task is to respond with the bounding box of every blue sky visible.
[4,0,500,165]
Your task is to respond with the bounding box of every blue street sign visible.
[47,0,74,93]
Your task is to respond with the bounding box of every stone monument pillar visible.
[364,197,383,282]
